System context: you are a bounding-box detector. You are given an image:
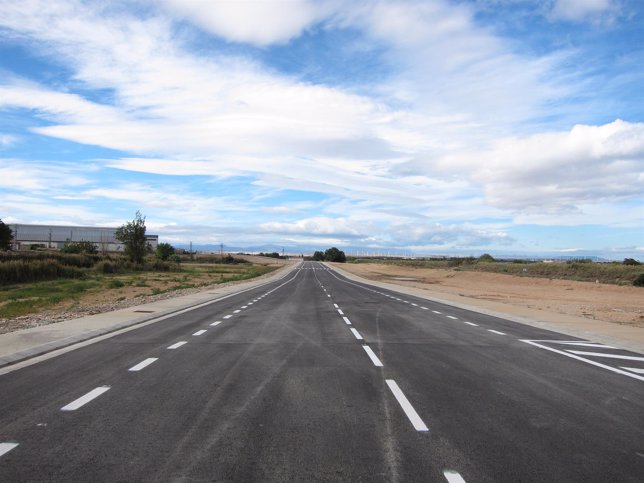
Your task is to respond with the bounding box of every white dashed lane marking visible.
[223,315,232,319]
[444,470,467,483]
[0,442,19,458]
[193,330,207,336]
[350,328,364,340]
[464,322,478,326]
[210,321,222,327]
[386,379,428,432]
[488,330,506,335]
[432,310,442,314]
[128,358,158,372]
[61,386,110,411]
[362,345,383,367]
[446,315,458,320]
[233,310,241,314]
[342,316,352,325]
[167,341,187,349]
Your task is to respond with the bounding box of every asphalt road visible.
[0,261,643,482]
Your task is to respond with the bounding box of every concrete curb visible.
[325,263,644,355]
[0,261,300,369]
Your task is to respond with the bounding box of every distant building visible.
[9,224,159,252]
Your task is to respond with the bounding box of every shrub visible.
[107,279,125,289]
[624,258,641,266]
[0,260,85,284]
[633,274,644,287]
[95,261,115,274]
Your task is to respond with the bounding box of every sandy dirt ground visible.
[336,263,644,329]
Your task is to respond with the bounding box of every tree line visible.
[312,247,346,263]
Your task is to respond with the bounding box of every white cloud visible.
[550,0,619,22]
[162,0,328,46]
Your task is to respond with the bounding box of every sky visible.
[0,0,642,259]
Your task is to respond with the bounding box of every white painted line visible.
[128,357,158,372]
[411,303,419,307]
[61,386,110,411]
[241,306,248,309]
[464,322,478,326]
[0,442,19,458]
[432,310,442,314]
[247,302,253,305]
[210,321,222,327]
[403,301,410,304]
[444,470,466,483]
[557,342,615,349]
[193,329,207,336]
[621,367,644,374]
[446,315,458,320]
[385,380,428,432]
[488,330,506,335]
[233,310,241,314]
[333,303,339,308]
[223,315,232,319]
[337,309,345,315]
[566,350,644,361]
[327,294,331,297]
[350,328,363,340]
[342,316,352,325]
[362,345,383,367]
[167,341,187,349]
[521,340,644,382]
[421,307,428,310]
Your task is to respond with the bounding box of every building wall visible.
[10,224,159,252]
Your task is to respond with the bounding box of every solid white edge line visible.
[521,340,644,381]
[620,367,644,374]
[350,328,363,340]
[0,442,19,458]
[385,379,428,432]
[566,350,644,361]
[557,342,615,348]
[167,341,187,349]
[362,345,383,367]
[210,321,222,326]
[193,330,207,336]
[342,316,352,325]
[128,357,158,371]
[488,330,506,335]
[444,470,467,483]
[61,386,111,411]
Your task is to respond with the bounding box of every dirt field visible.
[335,262,644,328]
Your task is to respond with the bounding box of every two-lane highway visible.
[1,261,643,481]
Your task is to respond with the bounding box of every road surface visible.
[1,261,643,481]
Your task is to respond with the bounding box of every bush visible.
[624,258,641,266]
[0,260,85,284]
[633,274,644,287]
[61,240,98,254]
[107,279,125,289]
[95,261,115,274]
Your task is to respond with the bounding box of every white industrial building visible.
[9,224,159,252]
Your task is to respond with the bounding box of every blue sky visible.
[0,0,642,258]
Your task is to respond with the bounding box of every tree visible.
[115,211,149,264]
[623,258,641,266]
[312,250,325,261]
[0,219,13,250]
[478,253,495,262]
[324,247,346,263]
[156,242,175,261]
